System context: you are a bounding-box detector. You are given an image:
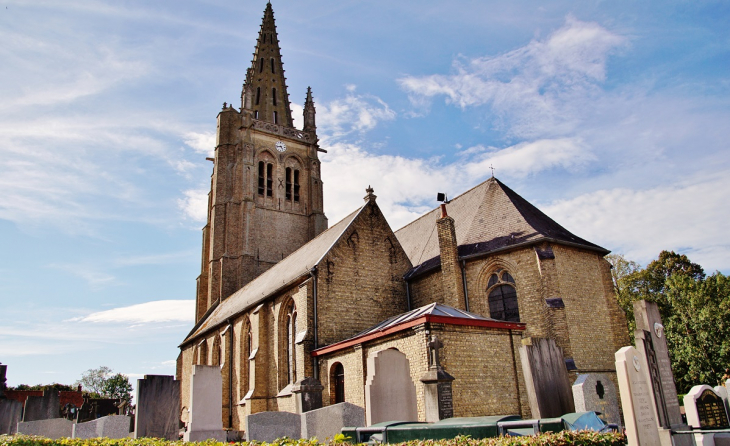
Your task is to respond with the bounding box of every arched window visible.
[331,363,345,404]
[293,170,300,202]
[212,336,221,366]
[272,88,277,106]
[258,57,264,73]
[486,270,519,322]
[198,339,208,365]
[240,318,252,397]
[285,167,292,200]
[266,163,273,196]
[258,161,265,195]
[271,58,275,74]
[286,303,297,384]
[273,110,278,124]
[255,87,261,106]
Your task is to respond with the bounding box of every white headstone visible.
[615,346,661,446]
[183,365,226,442]
[365,349,418,426]
[684,385,730,429]
[572,373,621,426]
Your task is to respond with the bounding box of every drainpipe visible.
[405,280,412,311]
[460,260,469,312]
[310,267,319,381]
[226,319,233,429]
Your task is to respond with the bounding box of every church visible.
[177,2,629,431]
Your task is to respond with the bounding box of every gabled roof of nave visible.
[182,201,369,345]
[394,177,608,277]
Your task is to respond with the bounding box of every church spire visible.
[303,86,316,133]
[242,2,293,127]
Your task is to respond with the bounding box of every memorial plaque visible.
[437,382,453,420]
[696,389,730,428]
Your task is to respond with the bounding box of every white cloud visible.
[543,172,730,272]
[183,132,216,157]
[73,300,194,324]
[321,137,593,230]
[398,16,627,139]
[317,87,396,140]
[178,189,209,222]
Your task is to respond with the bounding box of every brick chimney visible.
[436,204,465,310]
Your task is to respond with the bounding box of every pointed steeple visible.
[303,86,316,133]
[242,2,294,127]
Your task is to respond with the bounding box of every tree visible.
[75,366,112,397]
[102,373,133,402]
[610,251,727,393]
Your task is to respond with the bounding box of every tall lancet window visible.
[486,270,520,322]
[286,303,297,384]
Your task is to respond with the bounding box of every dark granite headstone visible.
[696,389,730,428]
[0,398,23,434]
[519,337,575,418]
[292,377,324,413]
[23,390,60,422]
[0,363,7,399]
[134,375,180,440]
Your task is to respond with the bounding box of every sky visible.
[1,0,729,392]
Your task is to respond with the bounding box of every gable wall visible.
[316,201,412,347]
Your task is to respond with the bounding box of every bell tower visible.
[195,2,328,322]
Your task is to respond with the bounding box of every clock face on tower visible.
[275,141,287,152]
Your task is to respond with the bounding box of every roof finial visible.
[489,164,495,178]
[364,185,377,202]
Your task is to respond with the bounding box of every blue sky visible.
[1,0,728,392]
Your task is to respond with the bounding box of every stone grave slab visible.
[0,398,23,434]
[572,373,621,427]
[519,337,575,419]
[684,385,730,429]
[17,418,74,439]
[301,402,365,440]
[615,346,661,446]
[715,385,730,421]
[183,365,226,442]
[246,411,301,442]
[365,349,418,426]
[134,375,180,440]
[73,415,132,439]
[23,390,60,422]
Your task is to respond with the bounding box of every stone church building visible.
[177,3,629,431]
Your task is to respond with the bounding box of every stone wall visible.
[317,200,411,347]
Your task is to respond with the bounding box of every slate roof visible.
[311,302,525,356]
[394,177,608,278]
[181,203,366,345]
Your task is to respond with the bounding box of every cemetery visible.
[3,300,730,446]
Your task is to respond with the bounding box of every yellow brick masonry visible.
[317,322,532,421]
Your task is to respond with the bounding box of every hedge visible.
[0,431,627,446]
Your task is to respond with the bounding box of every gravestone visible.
[73,415,132,439]
[365,348,418,425]
[0,363,7,399]
[246,411,301,442]
[572,373,621,426]
[183,365,226,442]
[519,337,575,418]
[420,335,455,422]
[134,375,180,440]
[16,418,74,439]
[615,346,661,446]
[23,390,60,421]
[684,386,730,446]
[684,385,730,429]
[0,398,23,434]
[634,301,692,446]
[301,402,365,440]
[292,377,324,414]
[714,385,730,421]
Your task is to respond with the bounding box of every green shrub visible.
[0,431,626,446]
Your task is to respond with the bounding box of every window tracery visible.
[486,269,519,322]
